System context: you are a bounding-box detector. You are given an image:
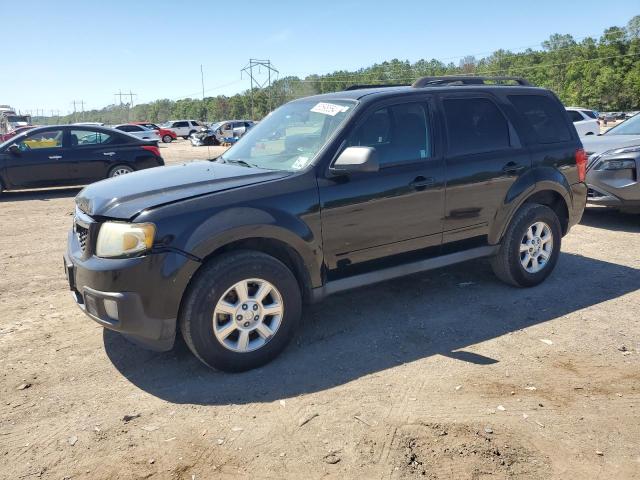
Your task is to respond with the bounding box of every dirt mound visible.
[390,422,550,479]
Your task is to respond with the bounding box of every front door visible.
[319,98,445,277]
[4,128,72,188]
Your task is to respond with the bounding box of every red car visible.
[0,125,37,143]
[132,122,177,143]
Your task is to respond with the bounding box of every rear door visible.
[172,121,189,136]
[66,129,126,182]
[4,128,72,187]
[441,93,530,246]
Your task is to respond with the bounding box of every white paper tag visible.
[291,156,310,170]
[310,102,349,116]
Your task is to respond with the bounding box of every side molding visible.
[311,245,498,302]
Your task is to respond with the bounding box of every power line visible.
[241,59,279,117]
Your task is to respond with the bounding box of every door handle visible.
[502,162,525,174]
[410,176,435,190]
[102,152,116,156]
[49,155,62,160]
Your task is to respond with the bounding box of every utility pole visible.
[201,64,205,100]
[72,100,85,122]
[241,59,279,118]
[128,90,137,108]
[114,90,127,106]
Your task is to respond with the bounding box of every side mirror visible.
[8,144,20,155]
[332,146,379,173]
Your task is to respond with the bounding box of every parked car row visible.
[599,111,638,122]
[190,120,256,146]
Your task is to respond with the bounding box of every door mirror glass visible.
[332,146,379,173]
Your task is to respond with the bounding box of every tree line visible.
[37,15,640,126]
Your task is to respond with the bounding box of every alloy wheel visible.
[212,278,284,353]
[519,221,553,273]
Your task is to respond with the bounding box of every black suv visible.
[64,76,587,372]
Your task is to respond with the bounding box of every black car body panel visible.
[0,125,163,191]
[65,82,587,351]
[75,161,291,219]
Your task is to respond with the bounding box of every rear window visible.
[567,110,584,123]
[443,98,510,156]
[509,95,571,144]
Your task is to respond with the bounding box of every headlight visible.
[96,222,155,258]
[601,145,640,156]
[595,159,636,171]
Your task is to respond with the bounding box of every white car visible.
[114,124,160,140]
[566,107,599,136]
[162,120,206,139]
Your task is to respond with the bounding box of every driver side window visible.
[17,130,64,151]
[347,103,431,166]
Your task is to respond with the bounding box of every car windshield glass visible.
[220,99,355,172]
[605,113,640,135]
[0,130,32,149]
[7,115,29,123]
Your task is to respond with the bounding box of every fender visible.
[184,206,323,288]
[488,166,572,245]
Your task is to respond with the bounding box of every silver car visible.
[582,113,640,212]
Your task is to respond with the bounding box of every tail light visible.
[141,145,161,157]
[576,148,587,182]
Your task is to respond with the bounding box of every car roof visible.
[566,107,593,111]
[290,84,551,106]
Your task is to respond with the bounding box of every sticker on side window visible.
[310,102,349,116]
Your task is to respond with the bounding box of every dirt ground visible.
[1,139,639,479]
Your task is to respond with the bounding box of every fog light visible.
[103,299,119,320]
[85,294,98,316]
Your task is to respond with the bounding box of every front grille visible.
[75,223,89,253]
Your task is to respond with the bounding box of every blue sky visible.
[1,0,638,114]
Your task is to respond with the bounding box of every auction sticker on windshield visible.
[310,102,350,116]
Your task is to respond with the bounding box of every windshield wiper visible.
[222,158,256,168]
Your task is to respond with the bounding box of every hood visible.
[581,134,640,155]
[75,160,290,219]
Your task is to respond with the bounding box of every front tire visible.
[162,134,173,143]
[490,203,561,287]
[180,250,302,372]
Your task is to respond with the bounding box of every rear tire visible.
[108,165,134,178]
[162,134,173,143]
[490,203,561,287]
[180,250,302,372]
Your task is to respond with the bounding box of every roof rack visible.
[344,83,409,91]
[411,76,531,88]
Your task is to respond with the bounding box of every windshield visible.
[0,129,34,149]
[220,99,355,172]
[605,113,640,135]
[7,115,29,124]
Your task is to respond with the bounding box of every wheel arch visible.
[489,169,572,244]
[203,237,314,302]
[182,217,322,304]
